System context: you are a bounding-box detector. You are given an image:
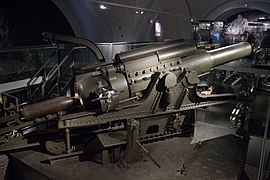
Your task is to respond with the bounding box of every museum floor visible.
[2,134,258,180]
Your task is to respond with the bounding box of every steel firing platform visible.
[5,134,253,180]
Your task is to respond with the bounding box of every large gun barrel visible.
[115,39,186,60]
[76,41,252,114]
[181,42,252,75]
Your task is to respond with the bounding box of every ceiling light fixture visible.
[99,4,109,10]
[135,10,144,15]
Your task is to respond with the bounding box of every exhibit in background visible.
[193,20,223,50]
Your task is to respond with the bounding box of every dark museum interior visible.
[0,0,270,179]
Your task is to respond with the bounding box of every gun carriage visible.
[0,36,252,164]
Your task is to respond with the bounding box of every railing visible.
[96,41,163,60]
[39,46,76,100]
[2,92,19,115]
[0,45,60,84]
[12,51,39,81]
[27,49,59,102]
[45,48,75,81]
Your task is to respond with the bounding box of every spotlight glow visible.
[99,4,108,10]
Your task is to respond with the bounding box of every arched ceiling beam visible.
[51,0,84,37]
[216,8,250,21]
[84,0,197,20]
[204,0,234,20]
[205,0,270,20]
[184,0,192,17]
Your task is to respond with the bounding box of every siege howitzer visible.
[0,39,252,164]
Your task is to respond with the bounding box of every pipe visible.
[42,32,105,62]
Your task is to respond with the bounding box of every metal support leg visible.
[136,140,161,168]
[65,128,71,154]
[112,147,120,163]
[257,100,270,180]
[102,150,110,165]
[124,119,143,163]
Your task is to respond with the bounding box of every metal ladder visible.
[27,45,75,103]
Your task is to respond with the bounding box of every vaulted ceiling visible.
[51,0,270,42]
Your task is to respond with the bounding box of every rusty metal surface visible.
[22,96,74,120]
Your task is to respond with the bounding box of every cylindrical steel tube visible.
[65,128,71,154]
[22,96,74,121]
[156,44,197,61]
[181,42,252,75]
[115,39,185,60]
[119,44,197,73]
